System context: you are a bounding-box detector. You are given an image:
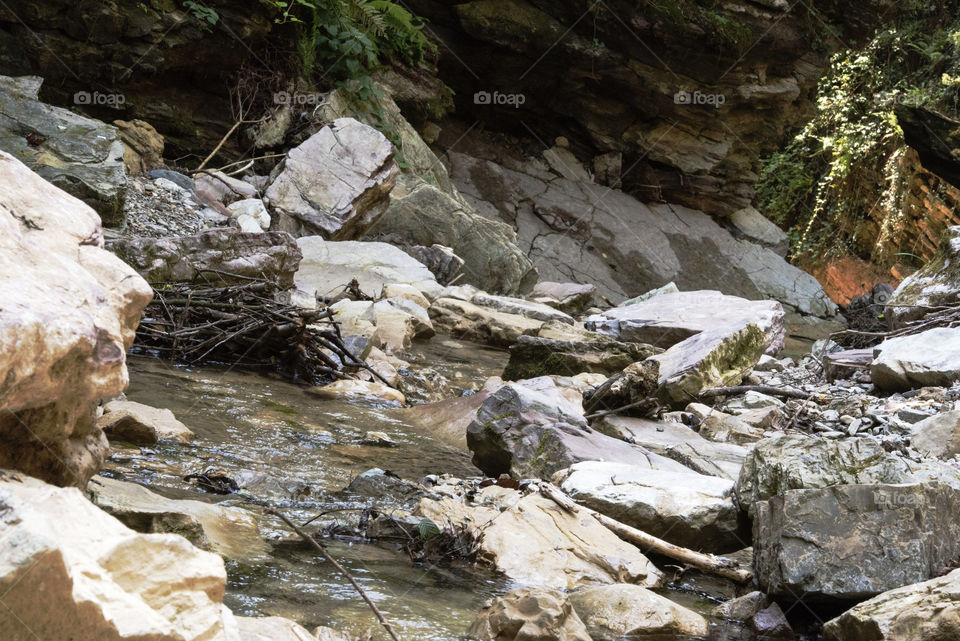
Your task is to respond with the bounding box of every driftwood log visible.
[540,483,753,583]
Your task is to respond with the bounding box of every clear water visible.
[104,341,802,640]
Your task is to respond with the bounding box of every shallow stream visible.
[104,338,788,640]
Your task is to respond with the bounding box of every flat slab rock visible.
[555,461,743,552]
[871,327,960,391]
[295,237,441,300]
[569,584,708,640]
[88,476,269,563]
[753,482,960,600]
[416,486,663,589]
[822,567,960,641]
[596,416,748,480]
[98,400,194,444]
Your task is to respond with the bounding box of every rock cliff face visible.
[0,150,152,487]
[407,0,898,216]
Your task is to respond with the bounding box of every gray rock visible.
[753,482,960,600]
[911,409,960,460]
[735,434,960,515]
[751,603,795,639]
[530,281,596,315]
[502,334,659,380]
[97,401,193,444]
[447,150,836,317]
[596,416,748,480]
[368,175,537,294]
[568,584,708,640]
[472,292,574,324]
[729,206,789,256]
[466,377,686,479]
[402,243,464,285]
[822,568,960,641]
[886,226,960,327]
[556,461,744,552]
[0,74,126,224]
[429,296,544,348]
[266,118,397,239]
[711,591,770,621]
[586,291,785,404]
[871,328,960,391]
[111,228,302,288]
[295,237,442,300]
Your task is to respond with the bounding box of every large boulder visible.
[0,75,126,224]
[295,237,442,300]
[568,584,709,640]
[87,476,269,563]
[0,471,237,640]
[736,434,960,516]
[529,281,597,315]
[416,485,662,589]
[586,291,785,404]
[822,568,960,641]
[886,226,960,327]
[871,328,960,391]
[265,118,398,239]
[555,461,743,552]
[0,151,152,487]
[468,588,591,641]
[466,377,691,479]
[112,229,302,288]
[368,176,537,294]
[753,482,960,600]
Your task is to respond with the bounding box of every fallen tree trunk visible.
[698,385,809,400]
[540,483,753,583]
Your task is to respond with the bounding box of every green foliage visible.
[757,1,960,263]
[263,0,435,82]
[182,0,218,28]
[629,0,756,51]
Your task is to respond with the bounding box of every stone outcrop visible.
[753,482,960,600]
[502,334,659,380]
[871,328,960,391]
[0,75,126,224]
[446,147,838,317]
[266,118,398,239]
[555,461,743,552]
[468,589,591,641]
[822,568,960,641]
[0,471,236,640]
[111,229,302,288]
[568,584,708,640]
[595,416,748,480]
[368,175,538,294]
[113,118,164,176]
[0,151,152,487]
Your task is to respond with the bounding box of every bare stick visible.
[698,385,809,400]
[266,507,403,641]
[540,484,753,583]
[584,399,655,420]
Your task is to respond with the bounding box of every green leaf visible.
[418,518,441,541]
